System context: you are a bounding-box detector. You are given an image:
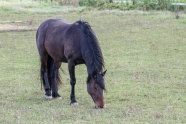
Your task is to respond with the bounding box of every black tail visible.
[56,69,63,89]
[40,63,45,90]
[40,56,62,90]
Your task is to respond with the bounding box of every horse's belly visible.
[74,59,85,65]
[60,57,68,63]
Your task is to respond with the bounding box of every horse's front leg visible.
[68,59,78,105]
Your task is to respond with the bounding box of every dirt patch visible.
[0,24,35,31]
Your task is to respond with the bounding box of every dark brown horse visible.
[36,19,106,108]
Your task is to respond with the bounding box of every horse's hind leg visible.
[49,60,62,99]
[40,55,52,100]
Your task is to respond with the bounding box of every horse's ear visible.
[101,70,107,76]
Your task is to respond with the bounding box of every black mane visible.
[76,20,104,76]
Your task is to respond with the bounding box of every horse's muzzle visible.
[95,101,104,109]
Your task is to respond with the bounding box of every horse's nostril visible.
[95,106,104,109]
[99,106,104,108]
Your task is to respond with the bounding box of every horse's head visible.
[87,70,107,108]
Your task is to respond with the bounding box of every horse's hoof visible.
[70,102,78,106]
[45,95,52,100]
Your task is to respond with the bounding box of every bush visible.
[79,0,104,7]
[79,0,140,11]
[39,0,185,11]
[138,1,185,11]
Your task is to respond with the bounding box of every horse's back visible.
[36,19,69,42]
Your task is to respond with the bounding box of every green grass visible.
[0,1,186,123]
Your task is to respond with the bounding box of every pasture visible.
[0,0,186,123]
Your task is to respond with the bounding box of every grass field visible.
[0,0,186,124]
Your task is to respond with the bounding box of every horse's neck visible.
[84,53,94,76]
[80,41,94,76]
[86,63,93,77]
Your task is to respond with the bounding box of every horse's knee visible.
[70,79,76,85]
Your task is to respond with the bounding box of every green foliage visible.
[79,1,139,11]
[99,2,126,10]
[139,2,185,11]
[78,0,186,11]
[79,0,95,6]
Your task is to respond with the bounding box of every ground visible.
[0,1,186,124]
[0,24,31,31]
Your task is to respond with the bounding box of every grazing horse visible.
[36,19,106,108]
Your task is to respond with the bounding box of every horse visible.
[36,19,107,108]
